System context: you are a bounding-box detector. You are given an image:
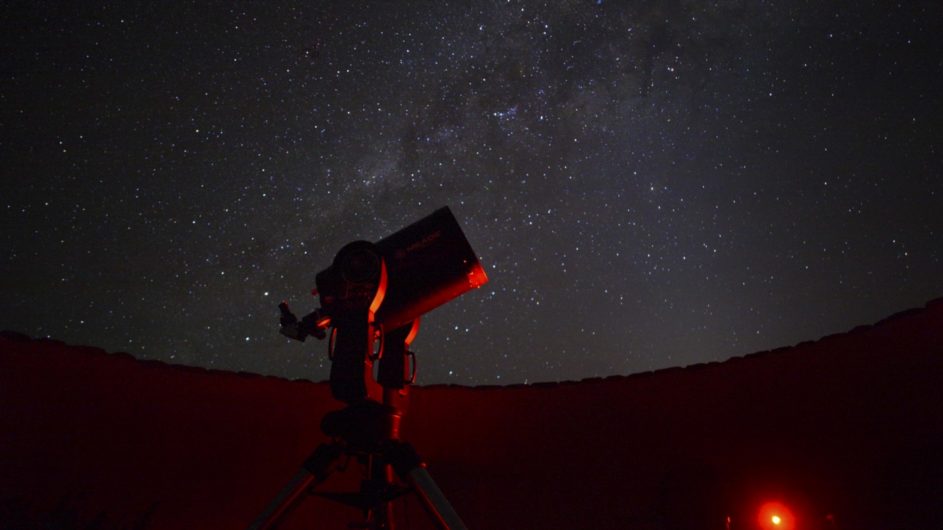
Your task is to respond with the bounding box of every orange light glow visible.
[757,501,794,530]
[403,318,421,346]
[467,261,489,288]
[368,261,388,316]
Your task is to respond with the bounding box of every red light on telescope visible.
[757,501,795,530]
[467,261,488,289]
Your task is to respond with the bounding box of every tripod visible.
[248,321,468,530]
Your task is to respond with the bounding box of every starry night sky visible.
[3,1,941,385]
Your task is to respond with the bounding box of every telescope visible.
[252,207,487,530]
[279,206,488,402]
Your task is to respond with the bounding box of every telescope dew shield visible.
[374,207,488,330]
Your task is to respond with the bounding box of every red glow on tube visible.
[757,501,795,530]
[467,261,488,289]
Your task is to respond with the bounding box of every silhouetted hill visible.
[2,299,941,529]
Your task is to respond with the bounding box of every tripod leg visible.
[248,442,344,530]
[389,442,468,530]
[357,456,399,530]
[368,457,398,530]
[383,462,398,530]
[407,467,468,530]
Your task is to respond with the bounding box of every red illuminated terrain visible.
[2,299,941,529]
